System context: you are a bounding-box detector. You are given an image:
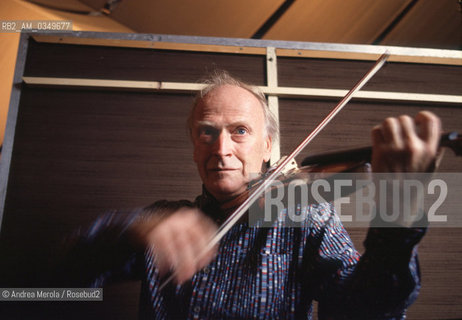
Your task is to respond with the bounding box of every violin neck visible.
[301,146,372,167]
[301,132,461,167]
[440,132,462,156]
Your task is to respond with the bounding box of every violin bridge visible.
[273,156,299,176]
[249,156,300,189]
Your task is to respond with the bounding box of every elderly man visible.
[63,72,440,319]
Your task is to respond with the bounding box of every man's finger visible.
[371,125,384,147]
[398,115,418,145]
[174,232,198,284]
[415,111,441,150]
[381,117,402,148]
[150,227,179,276]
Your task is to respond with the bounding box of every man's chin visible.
[207,182,246,202]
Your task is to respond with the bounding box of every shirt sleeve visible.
[54,208,145,287]
[55,199,195,288]
[306,203,425,320]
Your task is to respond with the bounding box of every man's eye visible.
[197,127,217,143]
[202,128,213,135]
[199,127,215,136]
[235,128,247,135]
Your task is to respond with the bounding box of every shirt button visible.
[203,267,210,274]
[193,306,200,313]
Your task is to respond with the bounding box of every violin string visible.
[159,52,390,290]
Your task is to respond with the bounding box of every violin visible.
[217,131,462,216]
[300,131,462,172]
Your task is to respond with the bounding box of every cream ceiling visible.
[74,0,461,49]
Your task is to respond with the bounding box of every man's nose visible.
[213,131,232,157]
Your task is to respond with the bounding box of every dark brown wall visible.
[1,35,461,319]
[278,57,462,320]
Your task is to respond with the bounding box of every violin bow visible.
[159,52,390,290]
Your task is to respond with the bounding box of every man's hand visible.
[371,111,441,173]
[142,208,218,284]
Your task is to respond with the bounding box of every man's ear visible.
[262,136,272,163]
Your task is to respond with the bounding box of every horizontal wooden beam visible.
[23,76,462,105]
[31,34,462,66]
[23,77,205,91]
[276,48,462,66]
[31,35,267,55]
[261,86,462,105]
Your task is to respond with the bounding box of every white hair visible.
[187,70,279,142]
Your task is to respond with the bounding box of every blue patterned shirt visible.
[62,193,425,319]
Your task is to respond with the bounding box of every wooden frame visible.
[0,31,461,320]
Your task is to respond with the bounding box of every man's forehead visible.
[194,85,264,118]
